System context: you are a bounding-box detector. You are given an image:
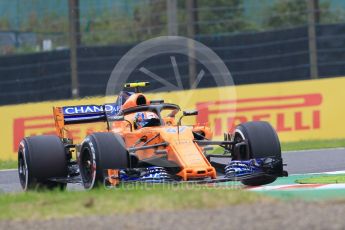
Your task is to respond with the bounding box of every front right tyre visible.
[232,121,282,186]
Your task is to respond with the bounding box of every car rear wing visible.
[53,104,120,138]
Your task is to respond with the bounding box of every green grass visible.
[211,138,345,154]
[296,174,345,184]
[259,189,345,201]
[0,160,17,170]
[0,184,267,220]
[280,139,345,152]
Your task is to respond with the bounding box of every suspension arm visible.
[128,142,169,153]
[194,140,236,146]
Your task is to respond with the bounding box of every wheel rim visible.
[233,129,245,141]
[232,129,249,160]
[18,151,28,190]
[80,147,96,189]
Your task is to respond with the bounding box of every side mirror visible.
[105,114,125,132]
[109,115,125,122]
[183,110,198,116]
[150,99,164,104]
[178,110,198,126]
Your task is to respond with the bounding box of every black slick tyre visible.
[232,121,282,186]
[17,135,68,191]
[79,133,129,190]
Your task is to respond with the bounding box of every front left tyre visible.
[18,135,68,191]
[79,132,129,190]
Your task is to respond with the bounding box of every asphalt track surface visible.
[1,148,345,193]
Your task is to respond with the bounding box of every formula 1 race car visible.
[18,82,287,191]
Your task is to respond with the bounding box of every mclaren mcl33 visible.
[18,82,287,190]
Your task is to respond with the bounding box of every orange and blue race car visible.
[17,82,288,191]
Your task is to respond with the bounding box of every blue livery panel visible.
[62,104,121,125]
[61,91,132,125]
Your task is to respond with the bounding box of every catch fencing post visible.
[68,0,80,98]
[186,0,198,87]
[307,0,319,79]
[167,0,178,36]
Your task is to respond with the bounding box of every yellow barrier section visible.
[1,77,344,160]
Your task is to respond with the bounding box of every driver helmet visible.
[134,111,159,129]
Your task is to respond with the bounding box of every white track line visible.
[248,183,345,191]
[290,170,345,176]
[0,169,16,172]
[283,147,345,153]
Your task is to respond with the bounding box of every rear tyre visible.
[79,133,129,190]
[232,121,282,186]
[18,135,68,191]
